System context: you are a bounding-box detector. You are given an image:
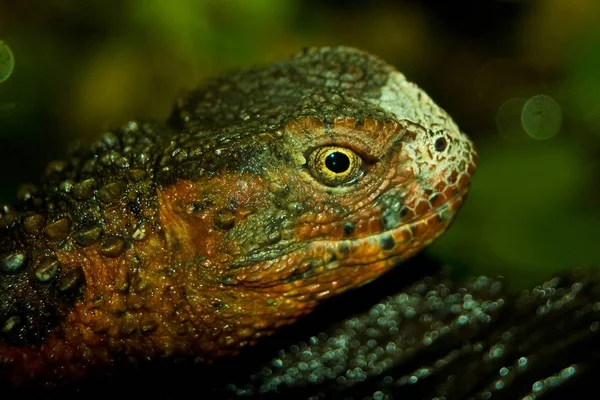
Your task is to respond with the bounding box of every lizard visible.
[0,46,476,387]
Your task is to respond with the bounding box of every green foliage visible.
[429,137,599,289]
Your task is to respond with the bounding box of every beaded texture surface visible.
[220,268,600,399]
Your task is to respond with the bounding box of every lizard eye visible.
[307,146,363,186]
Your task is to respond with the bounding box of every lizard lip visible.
[326,188,470,265]
[230,188,469,275]
[394,187,470,229]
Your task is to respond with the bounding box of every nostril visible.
[434,137,447,152]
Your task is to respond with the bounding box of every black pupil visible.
[325,152,350,173]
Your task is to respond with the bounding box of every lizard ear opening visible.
[306,146,363,186]
[434,137,448,152]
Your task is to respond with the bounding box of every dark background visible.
[0,0,599,289]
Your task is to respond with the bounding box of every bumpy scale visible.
[0,47,476,385]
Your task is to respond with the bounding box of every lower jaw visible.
[256,193,467,299]
[326,192,466,268]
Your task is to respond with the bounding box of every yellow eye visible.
[307,146,363,186]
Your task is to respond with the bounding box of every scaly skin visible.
[0,47,476,386]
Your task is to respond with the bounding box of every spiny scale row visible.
[0,252,84,287]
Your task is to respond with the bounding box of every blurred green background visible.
[0,0,598,289]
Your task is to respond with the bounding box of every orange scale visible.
[394,227,413,244]
[430,193,448,208]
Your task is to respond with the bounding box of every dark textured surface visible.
[220,267,600,399]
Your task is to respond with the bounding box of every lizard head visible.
[158,46,477,344]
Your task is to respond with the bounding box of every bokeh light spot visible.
[521,94,562,140]
[0,40,15,83]
[496,98,529,143]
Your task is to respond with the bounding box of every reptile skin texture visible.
[0,47,476,388]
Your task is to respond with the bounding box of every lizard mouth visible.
[305,188,469,269]
[229,189,468,287]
